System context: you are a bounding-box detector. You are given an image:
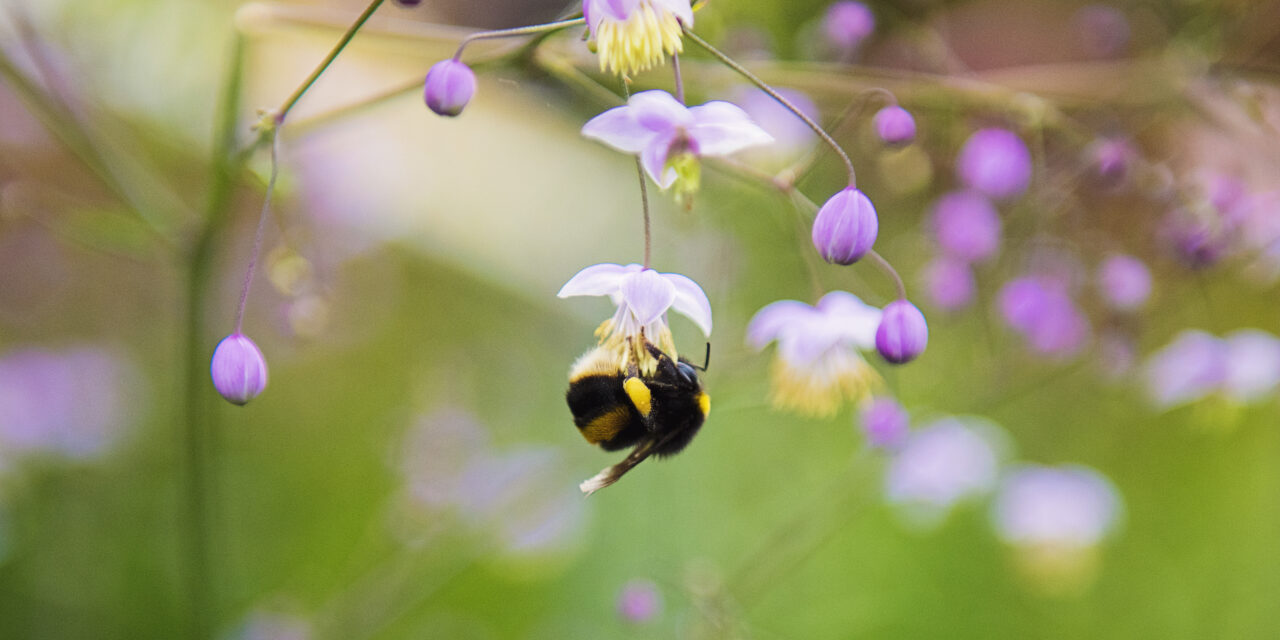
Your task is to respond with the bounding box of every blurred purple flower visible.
[581,90,772,192]
[885,417,1007,527]
[617,578,662,623]
[858,397,909,450]
[747,291,883,416]
[956,128,1032,200]
[1073,5,1130,58]
[931,190,1001,263]
[1222,329,1280,403]
[876,300,928,364]
[1096,254,1151,311]
[1144,330,1227,408]
[922,256,976,312]
[1087,138,1135,188]
[998,277,1090,358]
[423,59,476,117]
[1162,212,1230,268]
[811,187,879,265]
[993,465,1122,548]
[823,1,875,50]
[872,105,915,146]
[397,409,585,554]
[0,346,139,460]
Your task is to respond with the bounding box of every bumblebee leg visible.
[642,339,680,379]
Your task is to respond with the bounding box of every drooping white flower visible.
[746,291,883,416]
[558,262,711,373]
[582,90,772,197]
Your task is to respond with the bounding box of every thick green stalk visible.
[181,32,247,640]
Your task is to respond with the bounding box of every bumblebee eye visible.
[676,362,697,385]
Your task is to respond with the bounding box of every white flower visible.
[746,291,882,416]
[558,262,711,372]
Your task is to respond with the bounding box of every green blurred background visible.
[1,0,1278,638]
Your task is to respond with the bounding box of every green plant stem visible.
[275,0,388,123]
[682,26,858,187]
[452,17,585,60]
[181,32,250,640]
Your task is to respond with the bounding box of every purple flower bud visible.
[393,0,423,6]
[859,397,909,449]
[931,190,1001,263]
[823,2,875,50]
[922,256,976,311]
[616,579,662,623]
[812,187,878,265]
[1097,254,1151,311]
[956,128,1032,200]
[872,105,915,146]
[211,333,268,406]
[1161,213,1228,269]
[1087,138,1134,188]
[423,59,476,117]
[876,300,928,364]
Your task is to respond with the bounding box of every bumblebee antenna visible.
[693,342,710,372]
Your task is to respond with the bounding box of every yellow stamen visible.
[768,353,881,418]
[594,3,684,76]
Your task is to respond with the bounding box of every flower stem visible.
[452,17,586,60]
[234,132,279,333]
[672,53,685,104]
[274,0,387,124]
[682,27,858,188]
[620,81,653,269]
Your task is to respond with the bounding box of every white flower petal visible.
[664,272,713,336]
[688,101,774,157]
[652,0,693,26]
[641,134,678,188]
[557,263,640,298]
[582,105,654,154]
[620,269,676,326]
[628,90,693,131]
[746,300,813,349]
[817,291,883,348]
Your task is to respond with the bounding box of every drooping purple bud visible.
[876,300,928,364]
[859,397,909,449]
[393,0,423,7]
[812,187,878,265]
[922,256,976,311]
[616,579,662,624]
[956,128,1032,200]
[211,333,268,406]
[823,2,875,50]
[423,59,476,117]
[931,190,1001,263]
[1097,254,1151,311]
[872,105,915,146]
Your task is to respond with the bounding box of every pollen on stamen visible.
[769,354,881,418]
[595,5,684,76]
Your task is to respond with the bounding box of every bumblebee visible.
[566,340,710,493]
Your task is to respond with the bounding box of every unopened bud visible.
[210,333,268,406]
[876,300,928,364]
[811,187,879,265]
[424,59,476,117]
[872,105,915,146]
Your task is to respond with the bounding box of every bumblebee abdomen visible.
[566,374,646,451]
[649,388,709,457]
